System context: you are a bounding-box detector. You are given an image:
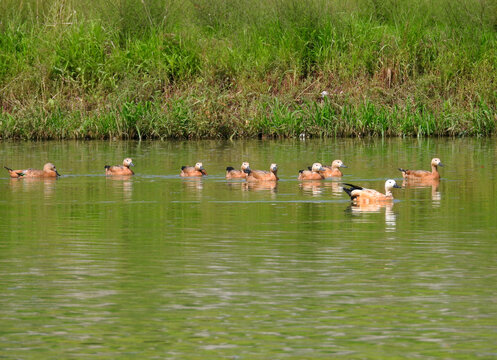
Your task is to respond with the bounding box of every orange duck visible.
[226,162,250,179]
[105,158,135,176]
[399,158,443,180]
[298,163,325,180]
[343,179,401,204]
[245,163,278,182]
[180,162,207,177]
[321,160,347,178]
[4,163,60,178]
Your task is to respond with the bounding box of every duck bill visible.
[55,170,61,176]
[438,163,444,167]
[393,184,401,188]
[340,164,348,168]
[130,163,135,167]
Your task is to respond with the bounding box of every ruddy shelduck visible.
[245,163,279,182]
[343,179,401,204]
[322,160,347,178]
[298,163,325,180]
[180,162,207,177]
[226,162,250,179]
[105,158,134,176]
[4,163,60,178]
[399,158,443,180]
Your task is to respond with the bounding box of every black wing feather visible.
[343,183,363,190]
[342,183,363,200]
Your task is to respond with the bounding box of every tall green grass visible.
[1,0,496,139]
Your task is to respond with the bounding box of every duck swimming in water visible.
[226,162,250,179]
[343,179,401,204]
[321,160,347,178]
[4,163,60,178]
[245,163,279,182]
[399,158,443,180]
[180,162,207,177]
[298,163,325,180]
[105,158,134,176]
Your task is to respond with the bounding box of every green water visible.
[0,139,496,359]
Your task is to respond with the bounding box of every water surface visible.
[0,139,496,359]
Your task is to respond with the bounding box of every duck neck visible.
[384,187,393,197]
[431,164,438,174]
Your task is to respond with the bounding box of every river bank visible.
[1,0,496,139]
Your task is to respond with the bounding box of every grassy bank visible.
[1,0,496,139]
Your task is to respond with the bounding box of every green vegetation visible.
[1,0,496,139]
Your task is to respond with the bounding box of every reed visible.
[1,0,496,139]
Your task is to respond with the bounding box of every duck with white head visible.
[343,179,401,204]
[180,162,207,177]
[245,163,279,182]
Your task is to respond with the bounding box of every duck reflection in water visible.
[107,175,133,201]
[182,177,204,192]
[299,180,324,196]
[242,181,277,194]
[329,181,342,196]
[347,202,397,231]
[299,181,342,197]
[402,178,441,206]
[9,177,57,198]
